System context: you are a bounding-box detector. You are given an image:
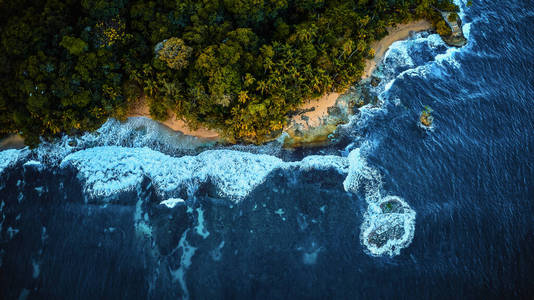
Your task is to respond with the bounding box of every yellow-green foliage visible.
[95,18,126,47]
[448,12,459,23]
[436,20,452,36]
[157,38,193,70]
[0,0,458,146]
[60,36,88,56]
[420,106,434,127]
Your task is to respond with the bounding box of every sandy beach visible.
[1,20,432,148]
[0,134,25,150]
[288,20,432,132]
[362,19,432,79]
[126,20,432,141]
[289,92,341,128]
[290,20,432,131]
[127,97,220,139]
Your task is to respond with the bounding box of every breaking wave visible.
[35,118,215,166]
[343,144,416,257]
[0,148,29,176]
[0,121,415,257]
[372,1,473,99]
[60,146,348,201]
[1,1,477,257]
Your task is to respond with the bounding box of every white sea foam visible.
[35,118,212,165]
[0,148,29,175]
[383,40,415,68]
[170,229,197,300]
[343,145,416,257]
[23,160,43,168]
[360,197,416,257]
[160,198,185,209]
[462,22,471,41]
[0,4,478,263]
[377,33,435,95]
[25,107,416,258]
[435,45,462,68]
[60,146,349,201]
[295,155,349,173]
[387,32,462,87]
[343,147,383,203]
[134,198,153,238]
[377,4,473,96]
[454,0,467,20]
[196,150,283,199]
[194,207,210,239]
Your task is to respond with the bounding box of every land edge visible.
[280,19,434,147]
[1,15,466,150]
[125,19,434,145]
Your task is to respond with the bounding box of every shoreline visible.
[123,21,432,142]
[1,20,432,149]
[288,92,341,129]
[0,134,25,150]
[286,19,432,134]
[127,97,220,140]
[362,19,432,79]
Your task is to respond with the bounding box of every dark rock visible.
[380,199,405,213]
[440,11,468,47]
[370,76,381,87]
[327,106,341,116]
[368,224,405,248]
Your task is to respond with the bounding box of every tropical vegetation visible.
[0,0,458,146]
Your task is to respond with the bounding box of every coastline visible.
[127,97,220,140]
[284,19,433,139]
[362,19,432,79]
[1,20,432,149]
[0,134,25,150]
[122,21,432,143]
[289,92,341,129]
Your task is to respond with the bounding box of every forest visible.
[0,0,458,146]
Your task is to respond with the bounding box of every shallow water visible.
[1,0,534,298]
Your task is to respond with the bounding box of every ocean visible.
[1,0,533,298]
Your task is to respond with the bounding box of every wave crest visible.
[60,146,349,202]
[343,145,416,257]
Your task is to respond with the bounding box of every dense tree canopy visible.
[0,0,458,145]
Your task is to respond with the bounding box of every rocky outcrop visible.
[283,92,354,148]
[282,78,379,148]
[440,11,467,47]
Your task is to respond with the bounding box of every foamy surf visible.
[343,144,416,257]
[4,14,474,258]
[16,119,414,257]
[372,0,473,99]
[0,148,29,176]
[59,146,349,201]
[361,196,416,257]
[35,118,214,166]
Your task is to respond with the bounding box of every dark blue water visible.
[1,1,534,299]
